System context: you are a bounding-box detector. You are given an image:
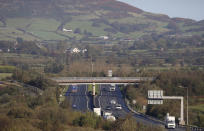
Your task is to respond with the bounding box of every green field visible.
[30,30,67,40]
[0,65,15,73]
[0,73,12,80]
[27,18,60,31]
[0,18,67,41]
[6,18,33,28]
[1,15,203,42]
[190,104,204,113]
[64,20,110,36]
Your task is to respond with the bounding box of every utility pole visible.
[91,55,94,77]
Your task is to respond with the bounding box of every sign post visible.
[147,90,185,125]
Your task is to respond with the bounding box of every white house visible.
[63,28,73,32]
[99,36,109,40]
[71,48,80,54]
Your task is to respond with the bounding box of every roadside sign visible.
[148,100,163,104]
[148,90,163,99]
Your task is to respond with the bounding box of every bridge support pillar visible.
[93,83,95,96]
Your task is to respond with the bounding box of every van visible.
[109,86,115,91]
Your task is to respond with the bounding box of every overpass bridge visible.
[51,77,154,85]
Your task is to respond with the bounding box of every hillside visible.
[0,0,203,41]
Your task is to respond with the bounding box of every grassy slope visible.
[1,14,203,41]
[0,73,12,80]
[2,18,68,41]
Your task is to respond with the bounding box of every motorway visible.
[98,85,165,125]
[65,84,185,131]
[65,85,89,112]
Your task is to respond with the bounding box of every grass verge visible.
[88,84,100,95]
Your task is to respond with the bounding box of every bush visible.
[0,115,12,131]
[0,66,15,73]
[73,112,102,129]
[7,106,33,118]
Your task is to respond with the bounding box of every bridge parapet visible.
[51,77,154,84]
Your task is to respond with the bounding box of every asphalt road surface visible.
[65,84,185,131]
[65,85,89,112]
[98,84,185,131]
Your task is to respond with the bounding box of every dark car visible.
[72,86,78,93]
[105,106,111,110]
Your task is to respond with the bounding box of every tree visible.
[74,28,81,34]
[16,37,23,44]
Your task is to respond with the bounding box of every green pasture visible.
[27,18,60,31]
[0,65,15,73]
[64,20,109,36]
[0,73,12,80]
[3,18,63,41]
[190,104,204,113]
[0,26,37,41]
[6,18,32,28]
[29,31,67,40]
[56,31,82,40]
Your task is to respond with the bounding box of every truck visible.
[103,111,116,121]
[93,108,101,116]
[165,113,176,129]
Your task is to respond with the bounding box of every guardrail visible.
[125,98,204,130]
[187,125,204,131]
[125,98,165,125]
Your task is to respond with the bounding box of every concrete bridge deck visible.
[51,77,154,85]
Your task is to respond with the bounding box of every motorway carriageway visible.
[65,84,185,131]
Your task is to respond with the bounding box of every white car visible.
[115,104,122,110]
[110,99,116,105]
[72,104,77,108]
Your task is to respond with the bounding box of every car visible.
[115,104,122,110]
[105,106,111,110]
[72,85,78,93]
[109,86,115,91]
[72,104,77,108]
[110,99,116,105]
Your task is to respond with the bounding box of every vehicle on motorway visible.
[165,113,176,129]
[105,106,111,110]
[115,104,122,110]
[72,104,77,108]
[110,99,116,105]
[109,85,115,91]
[71,85,78,93]
[93,108,101,116]
[103,111,116,121]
